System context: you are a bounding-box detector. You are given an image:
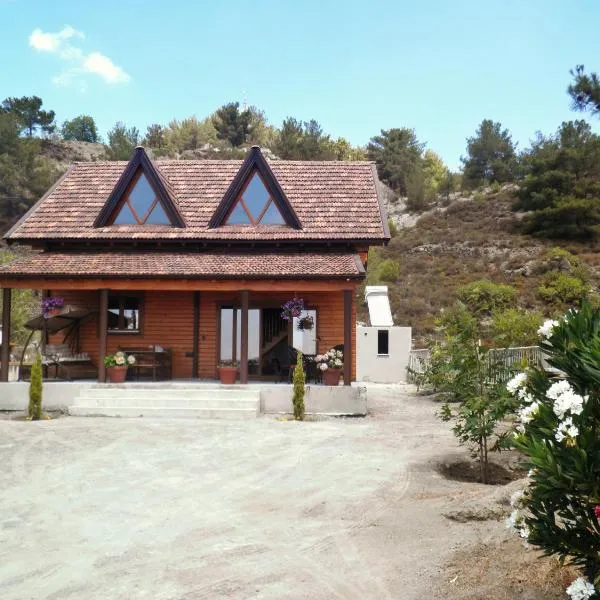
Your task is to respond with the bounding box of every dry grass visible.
[439,538,579,600]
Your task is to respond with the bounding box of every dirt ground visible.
[0,385,570,599]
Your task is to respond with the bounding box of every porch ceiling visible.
[0,251,365,281]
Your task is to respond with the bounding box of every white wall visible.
[357,326,412,383]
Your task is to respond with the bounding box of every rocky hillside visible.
[362,186,600,346]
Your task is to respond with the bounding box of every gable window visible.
[112,170,173,226]
[108,294,142,333]
[225,170,285,225]
[377,329,389,355]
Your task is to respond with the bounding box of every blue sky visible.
[1,0,599,169]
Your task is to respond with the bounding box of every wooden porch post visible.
[192,292,200,379]
[0,288,11,382]
[240,290,249,384]
[343,289,352,386]
[232,308,237,363]
[41,290,48,356]
[98,289,108,383]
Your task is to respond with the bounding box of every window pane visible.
[226,202,251,224]
[220,309,234,361]
[107,295,140,332]
[146,202,171,225]
[242,172,270,219]
[128,173,156,220]
[259,200,285,224]
[377,329,389,355]
[113,203,137,224]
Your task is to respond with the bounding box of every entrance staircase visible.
[68,383,261,420]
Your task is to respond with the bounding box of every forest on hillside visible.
[3,64,600,343]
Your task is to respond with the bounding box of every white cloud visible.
[29,25,130,87]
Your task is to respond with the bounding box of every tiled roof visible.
[6,157,388,241]
[0,251,365,279]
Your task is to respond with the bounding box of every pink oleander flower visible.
[594,506,600,519]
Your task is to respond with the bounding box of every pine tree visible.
[1,96,55,137]
[212,102,252,147]
[292,352,305,421]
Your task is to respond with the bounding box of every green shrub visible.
[421,302,517,483]
[537,271,590,306]
[473,191,485,203]
[378,259,401,282]
[456,279,517,314]
[387,218,398,238]
[507,302,600,596]
[28,353,43,420]
[491,308,544,347]
[292,352,305,421]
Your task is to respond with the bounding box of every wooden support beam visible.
[343,289,352,386]
[240,290,249,384]
[232,308,238,363]
[192,291,200,379]
[98,289,108,383]
[41,290,49,355]
[0,288,11,382]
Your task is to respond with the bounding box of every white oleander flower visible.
[546,380,573,400]
[518,388,534,403]
[519,524,530,539]
[507,372,528,394]
[518,401,540,425]
[510,490,526,509]
[538,319,559,338]
[127,355,136,365]
[527,468,538,478]
[566,577,595,600]
[555,417,579,443]
[553,390,585,420]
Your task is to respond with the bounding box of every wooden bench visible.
[119,345,172,381]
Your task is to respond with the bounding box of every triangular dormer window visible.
[225,171,286,225]
[113,170,172,225]
[209,146,301,229]
[94,147,185,228]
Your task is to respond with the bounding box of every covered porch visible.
[0,279,356,386]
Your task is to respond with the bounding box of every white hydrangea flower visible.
[555,417,579,443]
[538,319,559,338]
[115,355,126,366]
[115,351,125,359]
[566,577,595,600]
[127,355,136,365]
[319,363,328,371]
[507,372,528,394]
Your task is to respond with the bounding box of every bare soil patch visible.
[438,459,526,485]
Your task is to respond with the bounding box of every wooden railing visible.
[407,345,549,383]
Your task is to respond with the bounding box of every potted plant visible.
[218,360,239,384]
[103,351,136,383]
[314,349,344,385]
[41,296,64,318]
[281,297,304,321]
[297,314,314,331]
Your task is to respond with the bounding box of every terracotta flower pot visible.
[218,366,238,384]
[322,367,342,386]
[107,365,128,383]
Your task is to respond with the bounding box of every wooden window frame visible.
[107,292,144,335]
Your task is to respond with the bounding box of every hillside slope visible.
[363,187,600,345]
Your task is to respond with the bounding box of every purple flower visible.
[41,296,64,315]
[281,297,304,321]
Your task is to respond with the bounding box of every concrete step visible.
[68,406,259,419]
[80,388,259,401]
[71,396,259,409]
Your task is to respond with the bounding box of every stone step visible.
[71,396,259,409]
[68,406,259,420]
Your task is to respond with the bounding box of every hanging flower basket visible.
[297,315,314,331]
[281,297,304,321]
[41,296,64,318]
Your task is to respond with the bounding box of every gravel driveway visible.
[0,386,512,599]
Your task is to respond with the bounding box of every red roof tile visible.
[0,251,365,279]
[6,158,387,242]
